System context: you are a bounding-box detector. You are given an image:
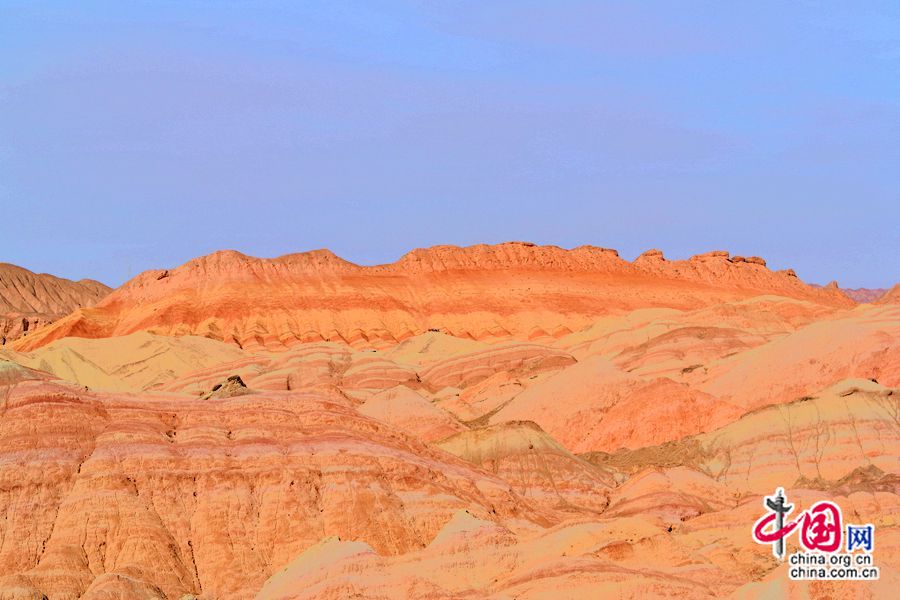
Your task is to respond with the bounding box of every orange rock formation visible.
[0,243,896,599]
[12,243,851,352]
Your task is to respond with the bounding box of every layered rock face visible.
[0,263,110,345]
[12,244,851,352]
[0,377,540,599]
[254,490,900,600]
[435,421,614,514]
[0,245,897,599]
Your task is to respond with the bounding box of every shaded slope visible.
[436,421,613,513]
[2,331,247,391]
[0,263,110,345]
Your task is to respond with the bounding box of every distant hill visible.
[12,242,852,352]
[0,263,110,345]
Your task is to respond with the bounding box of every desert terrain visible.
[0,242,897,599]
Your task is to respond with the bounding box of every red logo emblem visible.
[752,488,843,559]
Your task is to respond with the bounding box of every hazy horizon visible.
[2,2,899,288]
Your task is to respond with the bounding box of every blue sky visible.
[1,1,898,287]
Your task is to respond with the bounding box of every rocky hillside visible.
[0,263,110,345]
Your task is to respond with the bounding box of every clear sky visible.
[1,1,898,288]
